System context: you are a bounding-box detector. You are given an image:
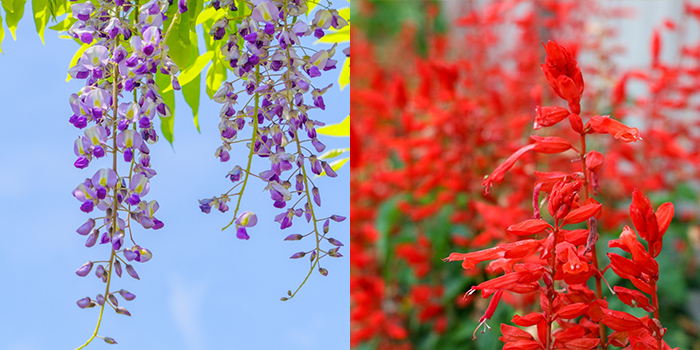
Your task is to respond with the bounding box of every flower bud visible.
[76,261,94,277]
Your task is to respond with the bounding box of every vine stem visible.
[222,65,260,231]
[76,34,121,350]
[545,221,559,350]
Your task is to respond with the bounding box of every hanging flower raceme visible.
[68,0,183,347]
[198,0,348,300]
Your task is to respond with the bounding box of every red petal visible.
[556,303,589,319]
[655,202,674,239]
[508,219,553,236]
[512,312,545,327]
[562,202,602,226]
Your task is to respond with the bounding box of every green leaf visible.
[32,0,48,44]
[337,7,350,22]
[195,6,223,25]
[316,115,349,137]
[156,72,175,145]
[163,50,213,93]
[182,33,202,132]
[65,42,91,82]
[188,0,200,31]
[165,10,191,68]
[319,147,349,160]
[306,0,317,15]
[0,11,5,53]
[205,54,226,99]
[2,0,27,40]
[338,57,349,90]
[48,14,75,32]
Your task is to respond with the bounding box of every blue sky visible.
[0,5,349,349]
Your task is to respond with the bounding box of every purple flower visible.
[251,1,279,23]
[76,261,93,277]
[312,187,321,206]
[236,227,250,240]
[126,264,140,280]
[116,306,131,316]
[321,160,337,177]
[71,3,94,22]
[114,260,123,277]
[76,219,95,235]
[92,168,118,189]
[119,289,136,301]
[76,297,92,309]
[290,251,306,259]
[235,211,258,227]
[178,0,187,13]
[85,231,98,247]
[129,173,150,195]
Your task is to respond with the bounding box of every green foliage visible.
[2,0,28,40]
[182,33,202,132]
[156,71,175,144]
[32,0,48,43]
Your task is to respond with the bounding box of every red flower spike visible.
[473,290,503,340]
[614,286,656,313]
[534,106,570,130]
[555,302,589,319]
[541,41,584,113]
[512,312,545,327]
[508,219,552,236]
[562,201,602,226]
[600,308,647,332]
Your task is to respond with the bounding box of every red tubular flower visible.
[541,40,584,113]
[444,246,503,269]
[629,189,675,256]
[599,308,648,332]
[547,179,583,220]
[473,290,504,339]
[507,219,553,236]
[531,135,574,154]
[561,200,602,226]
[614,286,656,312]
[589,115,642,142]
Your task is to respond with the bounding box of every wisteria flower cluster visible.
[197,0,348,300]
[67,0,185,347]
